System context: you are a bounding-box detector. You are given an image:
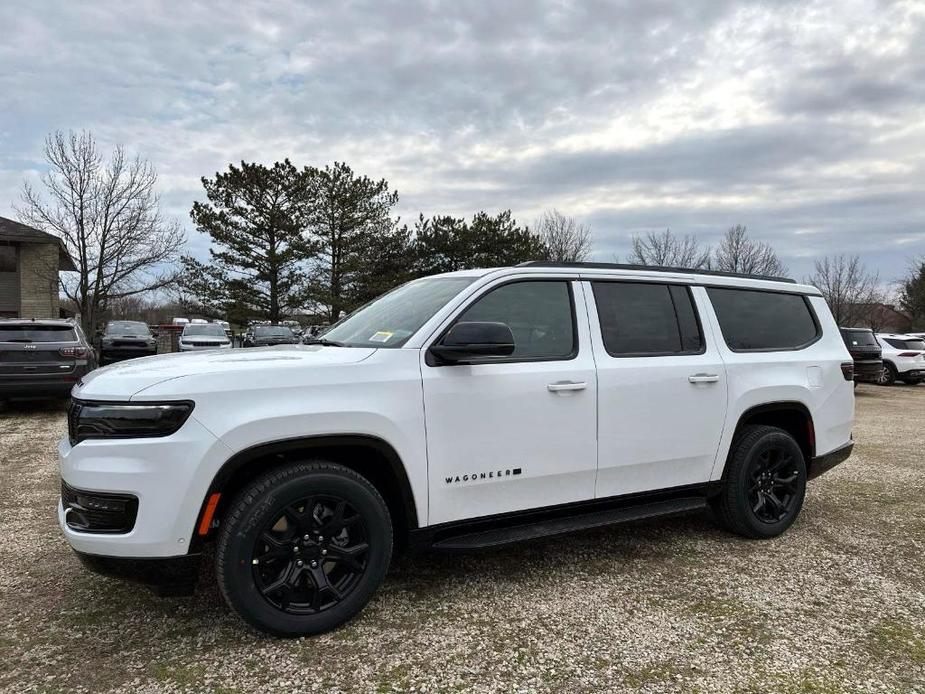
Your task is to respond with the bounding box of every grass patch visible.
[869,617,925,665]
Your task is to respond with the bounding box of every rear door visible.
[585,281,728,498]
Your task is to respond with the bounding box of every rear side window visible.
[707,288,819,351]
[842,330,877,347]
[0,325,78,342]
[454,281,575,360]
[883,337,925,351]
[591,282,703,356]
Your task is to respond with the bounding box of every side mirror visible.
[429,321,515,364]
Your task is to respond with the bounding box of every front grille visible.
[67,400,82,446]
[111,340,146,347]
[61,481,138,534]
[189,341,223,347]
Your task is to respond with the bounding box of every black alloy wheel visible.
[747,445,800,524]
[216,461,392,637]
[252,496,370,614]
[712,425,807,539]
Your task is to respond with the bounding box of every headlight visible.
[68,400,194,445]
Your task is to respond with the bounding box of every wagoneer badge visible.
[445,468,522,484]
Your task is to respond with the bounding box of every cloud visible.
[0,0,922,287]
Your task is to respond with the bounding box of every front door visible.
[422,278,598,525]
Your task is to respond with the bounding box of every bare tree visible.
[534,209,593,262]
[626,228,710,269]
[805,255,884,327]
[712,224,788,276]
[17,131,184,334]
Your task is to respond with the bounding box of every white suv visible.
[59,263,855,636]
[875,333,925,385]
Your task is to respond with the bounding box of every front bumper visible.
[101,347,157,361]
[73,549,201,596]
[57,415,232,557]
[808,441,854,480]
[178,343,232,351]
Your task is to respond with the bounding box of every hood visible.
[73,344,376,400]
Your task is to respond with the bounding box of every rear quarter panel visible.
[702,293,854,480]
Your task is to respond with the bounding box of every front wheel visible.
[216,461,393,637]
[712,425,807,539]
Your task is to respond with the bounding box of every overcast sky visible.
[1,0,923,285]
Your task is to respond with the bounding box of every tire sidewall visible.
[218,467,392,637]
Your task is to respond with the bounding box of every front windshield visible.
[184,324,227,337]
[255,326,295,337]
[106,321,150,336]
[323,276,475,348]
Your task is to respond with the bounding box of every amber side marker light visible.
[197,493,221,535]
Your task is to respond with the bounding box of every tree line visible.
[15,130,925,333]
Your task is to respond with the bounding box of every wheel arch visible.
[192,434,419,551]
[721,401,816,479]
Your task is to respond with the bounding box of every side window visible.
[706,287,819,351]
[452,281,575,360]
[591,281,703,356]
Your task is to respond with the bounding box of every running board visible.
[430,497,707,551]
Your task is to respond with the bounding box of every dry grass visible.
[1,385,923,693]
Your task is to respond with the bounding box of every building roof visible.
[0,216,77,271]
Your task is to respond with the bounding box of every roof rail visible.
[517,261,796,284]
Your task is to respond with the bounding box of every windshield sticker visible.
[369,331,394,343]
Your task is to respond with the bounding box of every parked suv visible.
[59,263,855,636]
[875,333,925,385]
[1,318,96,401]
[839,327,883,385]
[99,320,157,365]
[179,323,232,352]
[242,324,299,347]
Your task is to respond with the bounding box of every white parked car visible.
[875,333,925,385]
[178,323,232,352]
[59,263,855,637]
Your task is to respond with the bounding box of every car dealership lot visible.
[1,386,923,693]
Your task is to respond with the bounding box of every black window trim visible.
[426,277,580,366]
[590,279,707,359]
[706,285,822,353]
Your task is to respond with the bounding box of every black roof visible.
[518,261,796,284]
[0,216,77,271]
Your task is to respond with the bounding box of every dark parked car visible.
[99,320,157,365]
[242,325,299,347]
[0,319,97,401]
[839,327,883,384]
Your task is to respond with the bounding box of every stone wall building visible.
[0,216,76,319]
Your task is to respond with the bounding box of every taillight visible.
[840,362,854,381]
[897,352,920,357]
[59,347,87,358]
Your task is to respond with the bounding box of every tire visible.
[712,425,807,539]
[878,363,897,386]
[216,461,393,637]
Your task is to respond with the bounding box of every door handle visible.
[688,373,719,383]
[547,381,587,392]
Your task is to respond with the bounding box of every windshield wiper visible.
[304,337,347,347]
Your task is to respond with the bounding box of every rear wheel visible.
[216,461,392,637]
[878,363,897,386]
[713,425,807,539]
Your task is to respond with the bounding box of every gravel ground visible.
[1,384,923,693]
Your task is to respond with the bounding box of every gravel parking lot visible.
[1,385,923,693]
